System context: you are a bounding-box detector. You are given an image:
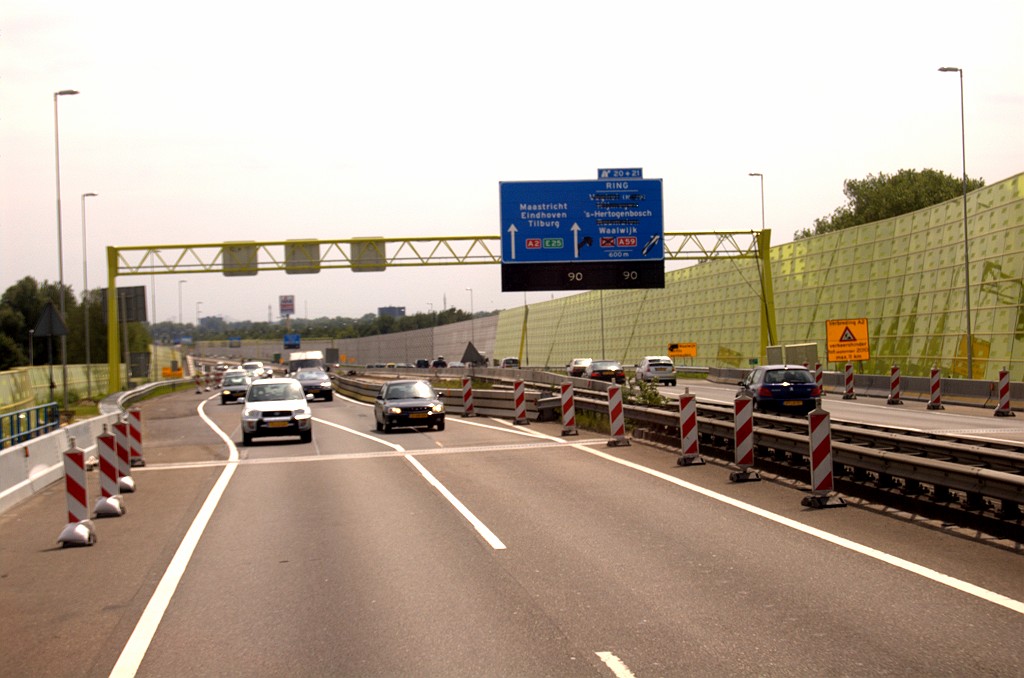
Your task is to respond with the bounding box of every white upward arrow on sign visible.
[507,224,518,260]
[571,223,581,258]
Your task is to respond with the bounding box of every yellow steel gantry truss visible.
[106,232,776,391]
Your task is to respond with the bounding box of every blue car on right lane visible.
[736,364,821,414]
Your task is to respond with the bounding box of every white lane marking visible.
[508,427,1024,616]
[595,651,637,678]
[404,454,507,550]
[110,399,239,677]
[313,417,405,452]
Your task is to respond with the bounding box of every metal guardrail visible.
[335,369,1023,538]
[0,402,60,449]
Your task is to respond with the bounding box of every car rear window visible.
[764,369,814,384]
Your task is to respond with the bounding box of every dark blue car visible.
[737,365,821,414]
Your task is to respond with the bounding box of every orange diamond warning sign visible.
[826,318,870,362]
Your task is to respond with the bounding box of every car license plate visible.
[784,400,803,406]
[267,421,290,428]
[410,412,428,419]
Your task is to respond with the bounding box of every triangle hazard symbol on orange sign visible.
[839,327,857,342]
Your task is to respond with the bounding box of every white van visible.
[500,357,520,369]
[288,350,325,375]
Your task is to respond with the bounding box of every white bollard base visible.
[606,437,630,447]
[130,457,146,468]
[801,493,848,509]
[560,427,579,436]
[94,496,125,518]
[57,520,96,547]
[677,454,705,466]
[118,476,137,493]
[514,419,530,426]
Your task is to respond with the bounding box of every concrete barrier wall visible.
[0,412,119,515]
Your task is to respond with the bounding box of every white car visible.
[241,361,271,380]
[636,356,677,386]
[241,378,313,445]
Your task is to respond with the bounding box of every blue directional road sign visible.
[500,179,663,264]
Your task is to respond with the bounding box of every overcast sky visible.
[2,1,1022,324]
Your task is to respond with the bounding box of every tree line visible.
[0,275,479,371]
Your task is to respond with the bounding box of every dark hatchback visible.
[374,380,446,432]
[294,369,334,401]
[737,365,821,414]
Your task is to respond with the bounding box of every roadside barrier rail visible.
[1,402,60,449]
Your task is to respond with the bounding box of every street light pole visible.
[178,280,187,325]
[195,301,203,357]
[939,66,973,379]
[81,192,98,398]
[465,288,474,344]
[53,88,79,410]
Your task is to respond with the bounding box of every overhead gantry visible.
[105,231,776,391]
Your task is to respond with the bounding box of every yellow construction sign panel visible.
[668,342,697,358]
[826,318,870,362]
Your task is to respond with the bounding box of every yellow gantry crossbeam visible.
[106,232,776,390]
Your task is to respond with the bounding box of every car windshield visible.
[296,370,327,380]
[247,383,303,402]
[764,369,814,384]
[223,375,247,385]
[386,382,434,399]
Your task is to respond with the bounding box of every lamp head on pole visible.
[938,66,961,73]
[83,192,98,198]
[748,172,762,177]
[55,89,79,97]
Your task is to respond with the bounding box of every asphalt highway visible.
[1,384,1022,677]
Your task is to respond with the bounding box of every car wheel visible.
[671,380,677,386]
[221,397,227,405]
[300,430,312,444]
[375,418,383,431]
[436,418,445,431]
[324,393,333,402]
[242,432,252,446]
[383,421,392,433]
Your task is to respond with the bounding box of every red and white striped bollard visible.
[994,368,1016,417]
[128,407,145,466]
[677,388,703,466]
[94,431,125,517]
[606,384,629,446]
[57,438,96,546]
[927,366,944,410]
[461,376,475,417]
[842,363,856,400]
[513,379,529,425]
[802,405,846,508]
[560,382,578,436]
[814,363,823,396]
[887,364,903,405]
[729,395,759,482]
[113,421,136,493]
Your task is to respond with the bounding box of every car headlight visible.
[386,406,403,415]
[320,381,331,388]
[242,408,259,418]
[294,408,311,419]
[432,403,445,413]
